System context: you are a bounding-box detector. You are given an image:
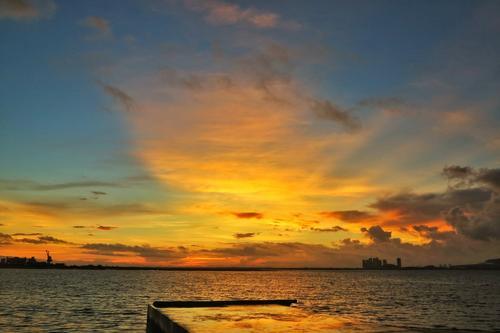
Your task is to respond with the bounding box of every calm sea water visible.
[0,269,499,332]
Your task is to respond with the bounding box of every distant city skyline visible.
[1,0,500,267]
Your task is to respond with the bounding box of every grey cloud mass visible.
[443,165,500,190]
[370,166,500,241]
[412,225,455,241]
[361,225,392,243]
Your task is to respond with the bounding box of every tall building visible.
[362,257,402,269]
[362,257,383,269]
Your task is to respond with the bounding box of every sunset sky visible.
[1,0,500,267]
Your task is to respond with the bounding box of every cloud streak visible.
[98,81,135,112]
[320,210,375,223]
[311,99,361,131]
[234,232,256,239]
[81,243,181,261]
[0,0,56,21]
[80,16,112,39]
[0,179,122,191]
[97,225,117,231]
[183,0,299,30]
[0,232,13,245]
[232,212,263,219]
[310,226,347,232]
[14,234,73,245]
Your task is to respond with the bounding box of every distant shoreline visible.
[1,265,499,271]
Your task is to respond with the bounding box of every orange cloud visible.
[232,212,263,219]
[183,0,294,29]
[97,225,117,231]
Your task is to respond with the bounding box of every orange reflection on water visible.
[160,305,357,332]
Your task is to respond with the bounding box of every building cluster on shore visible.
[0,250,66,268]
[362,257,402,269]
[1,252,499,270]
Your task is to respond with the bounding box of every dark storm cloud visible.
[98,81,135,112]
[0,232,13,245]
[361,225,392,243]
[232,212,263,219]
[234,232,256,239]
[320,210,375,223]
[310,226,347,232]
[72,225,86,229]
[311,99,361,131]
[81,243,182,260]
[0,0,56,21]
[92,191,107,195]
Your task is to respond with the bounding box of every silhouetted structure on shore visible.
[362,257,402,269]
[0,250,65,268]
[1,254,499,270]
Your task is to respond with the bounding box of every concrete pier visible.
[146,299,351,332]
[147,300,297,333]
